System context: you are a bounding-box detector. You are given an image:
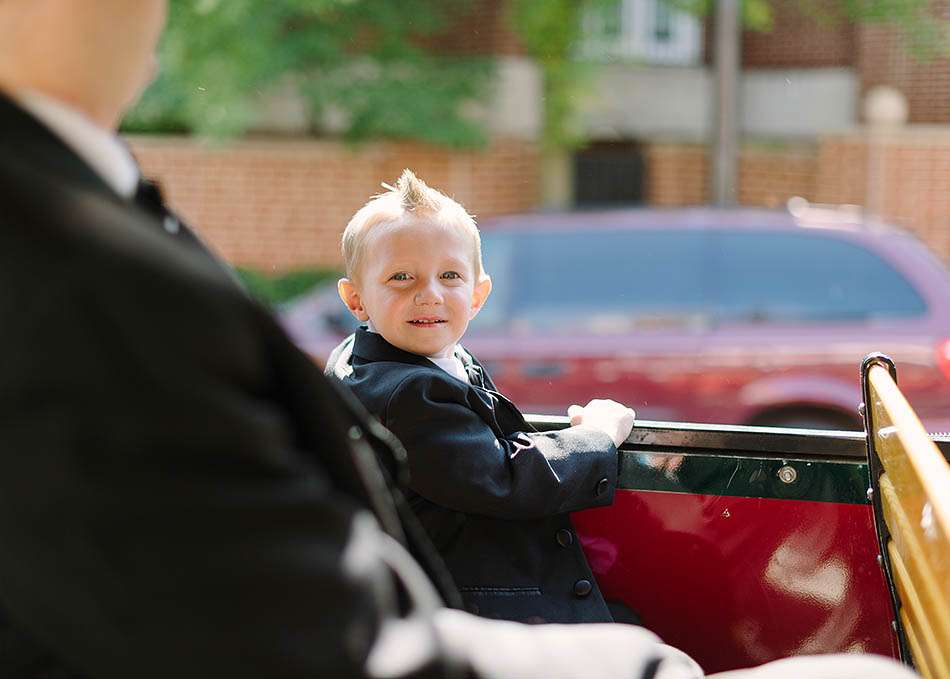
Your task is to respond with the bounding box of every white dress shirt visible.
[15,90,139,199]
[427,353,470,384]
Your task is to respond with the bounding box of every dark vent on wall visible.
[574,140,646,207]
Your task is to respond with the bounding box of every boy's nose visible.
[414,281,443,305]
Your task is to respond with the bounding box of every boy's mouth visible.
[407,317,446,327]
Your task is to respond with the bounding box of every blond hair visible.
[342,169,484,280]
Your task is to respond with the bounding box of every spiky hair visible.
[341,169,484,280]
[394,169,441,212]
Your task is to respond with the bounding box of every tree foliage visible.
[124,0,492,146]
[506,0,592,151]
[236,267,338,306]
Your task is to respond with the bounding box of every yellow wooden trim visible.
[880,476,950,661]
[868,365,950,541]
[888,539,949,679]
[868,362,950,678]
[901,607,935,679]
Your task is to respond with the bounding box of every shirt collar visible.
[364,322,465,375]
[427,354,469,384]
[15,90,139,199]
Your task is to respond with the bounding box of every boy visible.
[327,170,636,625]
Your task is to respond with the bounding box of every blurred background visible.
[127,0,950,430]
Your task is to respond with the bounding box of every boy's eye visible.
[390,272,411,281]
[441,271,462,280]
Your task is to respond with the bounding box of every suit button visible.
[573,579,593,597]
[556,529,574,548]
[595,478,610,497]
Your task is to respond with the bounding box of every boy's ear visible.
[469,275,492,319]
[337,277,370,322]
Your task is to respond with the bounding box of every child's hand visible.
[567,399,636,448]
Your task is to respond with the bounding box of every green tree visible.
[124,0,492,146]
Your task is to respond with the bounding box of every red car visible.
[282,205,950,431]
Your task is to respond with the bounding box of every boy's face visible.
[338,218,491,358]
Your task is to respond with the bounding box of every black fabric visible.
[0,93,460,679]
[130,177,221,256]
[326,328,620,624]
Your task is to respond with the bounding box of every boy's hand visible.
[567,399,636,448]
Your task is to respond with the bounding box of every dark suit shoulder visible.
[0,153,238,301]
[350,359,469,420]
[4,162,260,344]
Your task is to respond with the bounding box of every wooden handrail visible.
[864,358,950,679]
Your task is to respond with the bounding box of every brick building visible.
[577,0,950,261]
[133,0,950,271]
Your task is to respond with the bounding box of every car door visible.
[465,227,711,420]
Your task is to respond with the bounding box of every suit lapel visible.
[474,385,532,433]
[350,327,443,369]
[350,329,533,434]
[133,178,203,250]
[456,347,487,388]
[454,344,534,430]
[132,177,247,290]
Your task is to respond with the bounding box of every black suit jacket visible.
[0,91,465,679]
[326,328,619,624]
[0,92,670,679]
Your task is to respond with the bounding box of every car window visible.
[495,229,710,335]
[469,232,517,333]
[712,231,928,323]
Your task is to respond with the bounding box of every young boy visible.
[326,169,636,625]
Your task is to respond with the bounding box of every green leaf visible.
[124,0,492,145]
[235,267,339,306]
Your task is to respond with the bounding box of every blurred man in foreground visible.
[0,2,919,678]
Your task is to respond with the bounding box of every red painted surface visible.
[572,490,900,674]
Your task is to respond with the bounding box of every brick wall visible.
[702,0,950,124]
[129,136,540,271]
[424,0,525,56]
[705,1,855,69]
[646,143,708,205]
[646,142,818,210]
[129,132,950,270]
[646,134,950,263]
[738,146,818,208]
[858,2,950,123]
[816,130,950,258]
